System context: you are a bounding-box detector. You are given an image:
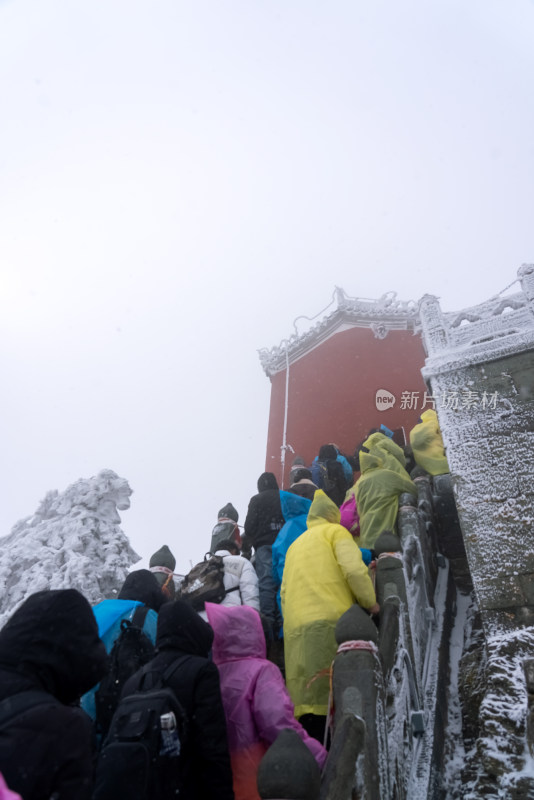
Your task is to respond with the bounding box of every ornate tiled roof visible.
[258,287,419,377]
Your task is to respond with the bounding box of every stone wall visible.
[419,265,534,637]
[428,351,534,635]
[419,265,534,797]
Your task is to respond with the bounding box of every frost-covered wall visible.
[0,469,140,628]
[419,264,534,637]
[419,265,534,797]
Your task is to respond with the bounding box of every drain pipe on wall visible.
[280,340,294,489]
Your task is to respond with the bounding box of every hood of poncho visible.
[307,489,341,527]
[206,602,266,662]
[280,490,312,521]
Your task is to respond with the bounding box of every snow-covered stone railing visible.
[327,466,534,799]
[312,475,455,799]
[381,471,534,799]
[419,264,534,376]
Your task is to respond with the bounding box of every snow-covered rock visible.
[0,469,140,628]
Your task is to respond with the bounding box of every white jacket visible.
[199,549,260,621]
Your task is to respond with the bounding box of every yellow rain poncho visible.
[409,409,449,476]
[281,490,376,718]
[355,451,417,550]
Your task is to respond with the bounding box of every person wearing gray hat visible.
[149,544,177,599]
[210,503,241,554]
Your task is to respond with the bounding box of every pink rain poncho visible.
[205,603,327,800]
[339,492,360,535]
[0,774,21,800]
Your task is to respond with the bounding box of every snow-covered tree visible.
[0,469,140,627]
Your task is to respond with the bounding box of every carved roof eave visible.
[259,305,419,377]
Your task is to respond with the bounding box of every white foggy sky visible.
[1,0,533,572]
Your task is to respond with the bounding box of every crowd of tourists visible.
[0,411,448,800]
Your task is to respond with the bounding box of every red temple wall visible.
[265,326,428,487]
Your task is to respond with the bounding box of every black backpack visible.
[179,553,238,610]
[311,460,337,495]
[93,659,189,800]
[95,605,155,741]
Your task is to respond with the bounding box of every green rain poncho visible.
[361,432,410,478]
[355,450,417,550]
[281,490,376,718]
[409,409,450,476]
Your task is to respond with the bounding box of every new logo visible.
[375,389,396,411]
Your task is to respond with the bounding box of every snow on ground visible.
[442,590,473,798]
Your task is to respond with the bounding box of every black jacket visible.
[316,445,350,507]
[123,600,234,800]
[323,458,348,506]
[0,589,108,800]
[243,472,284,551]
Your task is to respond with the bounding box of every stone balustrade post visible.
[319,605,386,800]
[257,728,321,800]
[518,263,534,308]
[418,294,448,356]
[374,531,406,679]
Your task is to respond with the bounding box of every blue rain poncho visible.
[272,491,312,617]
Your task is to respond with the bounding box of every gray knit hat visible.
[149,544,176,571]
[218,502,239,522]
